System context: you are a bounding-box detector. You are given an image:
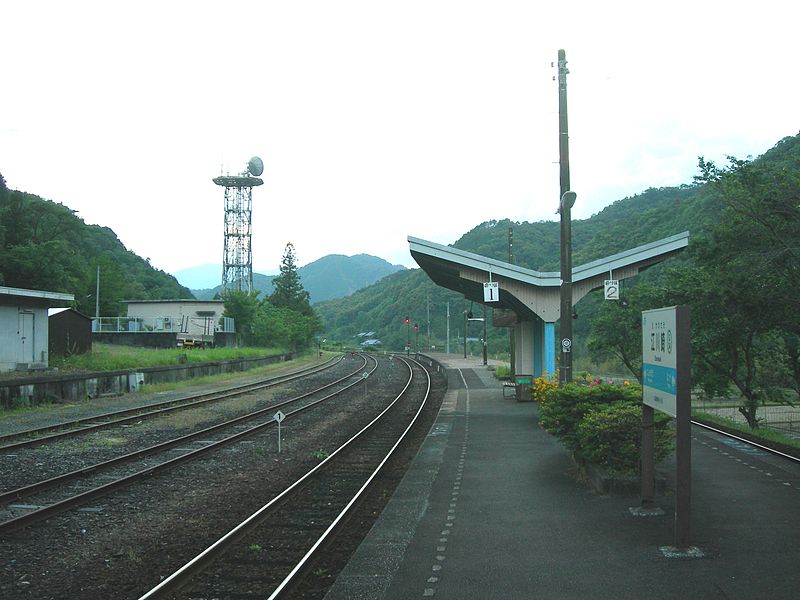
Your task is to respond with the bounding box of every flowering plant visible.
[531,370,558,402]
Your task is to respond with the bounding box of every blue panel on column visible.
[544,322,556,377]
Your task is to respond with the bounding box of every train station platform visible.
[325,354,800,599]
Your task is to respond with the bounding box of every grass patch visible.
[494,365,511,380]
[50,343,288,373]
[311,448,329,461]
[138,352,320,395]
[0,401,82,422]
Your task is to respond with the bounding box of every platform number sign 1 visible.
[274,410,285,453]
[483,281,499,303]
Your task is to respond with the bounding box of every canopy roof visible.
[408,231,689,322]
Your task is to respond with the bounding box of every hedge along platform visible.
[408,232,689,393]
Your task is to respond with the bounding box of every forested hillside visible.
[316,133,800,378]
[316,177,711,352]
[0,175,193,315]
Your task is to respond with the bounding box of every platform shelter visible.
[408,231,689,386]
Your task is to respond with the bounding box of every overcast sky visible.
[2,1,798,278]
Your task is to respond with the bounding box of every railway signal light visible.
[404,316,410,325]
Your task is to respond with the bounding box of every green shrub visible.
[494,365,511,380]
[538,383,642,452]
[538,382,673,475]
[576,402,673,475]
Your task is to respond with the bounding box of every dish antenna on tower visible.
[248,156,264,177]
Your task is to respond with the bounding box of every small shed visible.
[0,286,75,372]
[49,308,92,357]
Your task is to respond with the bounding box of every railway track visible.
[0,354,345,452]
[136,354,435,600]
[4,356,794,600]
[691,418,800,464]
[0,354,375,534]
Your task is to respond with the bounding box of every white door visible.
[18,311,35,363]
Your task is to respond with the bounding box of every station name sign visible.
[642,306,678,417]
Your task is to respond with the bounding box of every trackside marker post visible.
[274,410,285,453]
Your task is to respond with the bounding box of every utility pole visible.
[426,295,431,352]
[95,265,100,319]
[446,301,451,354]
[482,303,488,366]
[463,309,467,359]
[557,49,576,384]
[508,226,515,379]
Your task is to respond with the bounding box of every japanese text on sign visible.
[483,281,499,303]
[604,279,619,300]
[642,307,677,417]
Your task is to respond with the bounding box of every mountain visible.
[191,254,405,302]
[301,254,406,302]
[173,264,224,290]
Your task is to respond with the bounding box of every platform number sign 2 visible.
[483,281,499,303]
[604,279,619,300]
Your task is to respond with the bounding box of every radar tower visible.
[213,156,264,294]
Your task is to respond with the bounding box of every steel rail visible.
[268,354,432,600]
[0,355,377,534]
[0,355,344,452]
[691,418,800,464]
[0,355,367,505]
[136,354,430,600]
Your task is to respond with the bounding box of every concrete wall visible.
[93,331,238,349]
[0,351,295,410]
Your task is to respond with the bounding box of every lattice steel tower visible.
[213,157,264,293]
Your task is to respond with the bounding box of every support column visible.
[513,320,535,377]
[514,318,555,379]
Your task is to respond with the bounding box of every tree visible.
[221,290,260,345]
[252,303,322,351]
[663,152,800,428]
[0,185,192,303]
[586,284,664,382]
[269,242,313,315]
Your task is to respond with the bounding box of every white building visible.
[0,286,75,372]
[124,299,231,345]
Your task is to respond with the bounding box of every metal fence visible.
[91,316,235,335]
[693,398,800,440]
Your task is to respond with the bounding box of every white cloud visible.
[1,1,798,275]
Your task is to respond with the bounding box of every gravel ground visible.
[0,353,447,600]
